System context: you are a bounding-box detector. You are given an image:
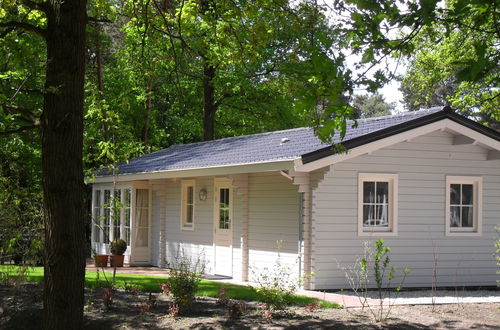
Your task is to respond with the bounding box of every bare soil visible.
[1,283,499,329]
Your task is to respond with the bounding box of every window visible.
[218,188,230,229]
[103,190,111,243]
[92,187,132,246]
[135,189,149,247]
[358,173,398,236]
[124,188,131,245]
[446,176,482,236]
[181,180,195,230]
[93,190,101,243]
[113,189,121,240]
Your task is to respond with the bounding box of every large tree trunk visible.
[42,1,87,329]
[202,59,216,141]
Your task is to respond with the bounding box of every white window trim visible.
[180,179,196,231]
[445,176,482,237]
[92,184,135,248]
[358,173,398,237]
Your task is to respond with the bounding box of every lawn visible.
[0,265,339,308]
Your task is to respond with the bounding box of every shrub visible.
[216,286,230,306]
[304,301,320,312]
[161,246,206,314]
[226,300,246,319]
[110,239,127,255]
[138,293,156,314]
[252,242,300,310]
[102,287,113,311]
[340,239,409,322]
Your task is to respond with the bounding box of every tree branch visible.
[0,124,39,136]
[0,21,46,39]
[88,16,113,24]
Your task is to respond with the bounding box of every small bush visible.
[138,293,156,314]
[110,239,127,255]
[259,303,274,322]
[304,301,320,312]
[216,286,229,306]
[161,246,206,314]
[226,299,246,319]
[252,242,300,310]
[167,304,180,318]
[102,287,113,311]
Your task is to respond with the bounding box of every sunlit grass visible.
[0,265,340,308]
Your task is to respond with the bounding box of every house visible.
[90,107,500,290]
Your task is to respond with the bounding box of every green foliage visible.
[400,29,499,130]
[252,245,302,310]
[109,239,127,255]
[352,93,394,118]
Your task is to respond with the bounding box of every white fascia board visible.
[90,159,295,184]
[295,119,500,173]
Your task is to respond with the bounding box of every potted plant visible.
[93,249,108,268]
[109,239,127,267]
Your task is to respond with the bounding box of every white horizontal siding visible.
[164,177,215,273]
[248,172,301,282]
[311,130,500,289]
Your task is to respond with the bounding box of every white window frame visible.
[180,180,195,231]
[445,176,482,237]
[91,185,133,247]
[358,173,398,237]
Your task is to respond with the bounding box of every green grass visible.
[0,265,340,308]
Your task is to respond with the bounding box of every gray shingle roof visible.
[100,107,445,176]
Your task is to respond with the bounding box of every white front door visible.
[131,187,151,264]
[213,179,233,276]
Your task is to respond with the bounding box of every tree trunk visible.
[95,26,109,142]
[42,1,87,329]
[202,59,216,141]
[141,83,153,146]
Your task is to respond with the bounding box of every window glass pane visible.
[104,190,111,204]
[187,186,193,204]
[376,182,389,204]
[461,207,473,227]
[363,182,375,203]
[450,206,460,227]
[94,190,101,207]
[363,205,374,225]
[219,188,230,229]
[114,189,121,202]
[125,188,131,206]
[376,205,389,226]
[461,184,473,205]
[450,184,461,205]
[186,204,193,225]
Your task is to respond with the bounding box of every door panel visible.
[132,188,150,264]
[214,183,233,276]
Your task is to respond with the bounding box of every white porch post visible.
[293,172,312,290]
[230,174,249,282]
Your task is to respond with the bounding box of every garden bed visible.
[1,283,499,329]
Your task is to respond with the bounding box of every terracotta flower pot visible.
[94,254,108,267]
[110,255,124,267]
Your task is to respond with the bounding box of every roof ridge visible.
[353,107,444,123]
